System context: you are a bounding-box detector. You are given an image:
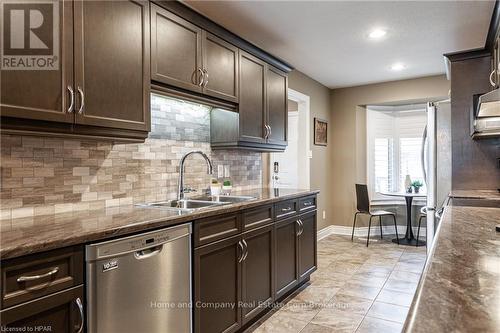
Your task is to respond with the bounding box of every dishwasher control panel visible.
[86,223,191,260]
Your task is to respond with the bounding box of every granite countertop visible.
[449,189,500,201]
[0,188,319,260]
[404,204,500,332]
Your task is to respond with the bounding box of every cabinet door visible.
[74,0,150,131]
[241,225,274,325]
[0,285,84,333]
[0,0,74,123]
[151,4,202,93]
[275,216,299,299]
[202,31,239,103]
[266,66,288,146]
[298,211,317,281]
[194,235,242,333]
[239,51,266,144]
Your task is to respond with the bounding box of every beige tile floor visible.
[248,234,426,333]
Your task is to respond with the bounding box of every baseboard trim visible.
[317,225,336,241]
[317,225,426,239]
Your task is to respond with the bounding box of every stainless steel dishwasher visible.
[86,223,192,333]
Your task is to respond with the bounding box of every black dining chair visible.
[352,184,399,247]
[416,207,426,247]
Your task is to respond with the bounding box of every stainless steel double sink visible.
[137,195,256,213]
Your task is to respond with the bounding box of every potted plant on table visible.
[412,180,423,194]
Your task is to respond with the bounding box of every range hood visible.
[477,88,500,117]
[473,90,500,139]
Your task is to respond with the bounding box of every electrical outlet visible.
[322,210,326,219]
[217,165,224,178]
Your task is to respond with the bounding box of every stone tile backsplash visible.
[150,94,211,142]
[0,95,262,219]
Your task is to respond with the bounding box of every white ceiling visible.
[185,0,495,88]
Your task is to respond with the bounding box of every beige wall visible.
[288,70,333,230]
[330,75,450,227]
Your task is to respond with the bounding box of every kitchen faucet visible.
[177,151,213,200]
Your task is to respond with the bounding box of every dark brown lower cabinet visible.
[275,216,299,299]
[298,211,317,281]
[0,285,84,332]
[194,234,242,333]
[241,225,274,325]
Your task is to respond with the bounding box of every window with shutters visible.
[367,105,427,201]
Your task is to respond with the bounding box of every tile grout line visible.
[354,245,406,332]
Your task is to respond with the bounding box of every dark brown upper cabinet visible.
[151,6,239,104]
[0,1,74,124]
[151,3,203,94]
[239,51,267,144]
[1,0,150,140]
[266,66,288,146]
[210,51,288,151]
[74,0,150,131]
[202,31,239,103]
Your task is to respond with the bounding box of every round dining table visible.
[378,191,427,246]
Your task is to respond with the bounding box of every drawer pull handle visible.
[17,267,59,283]
[281,207,292,212]
[303,202,313,206]
[75,297,84,333]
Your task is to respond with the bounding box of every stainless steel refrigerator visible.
[422,100,452,252]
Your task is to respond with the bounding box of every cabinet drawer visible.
[194,214,241,247]
[242,205,274,231]
[1,246,83,309]
[0,285,84,329]
[298,196,317,212]
[274,199,298,220]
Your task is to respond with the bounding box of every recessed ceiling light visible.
[368,28,387,39]
[391,63,406,71]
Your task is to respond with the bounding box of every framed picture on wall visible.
[314,118,328,146]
